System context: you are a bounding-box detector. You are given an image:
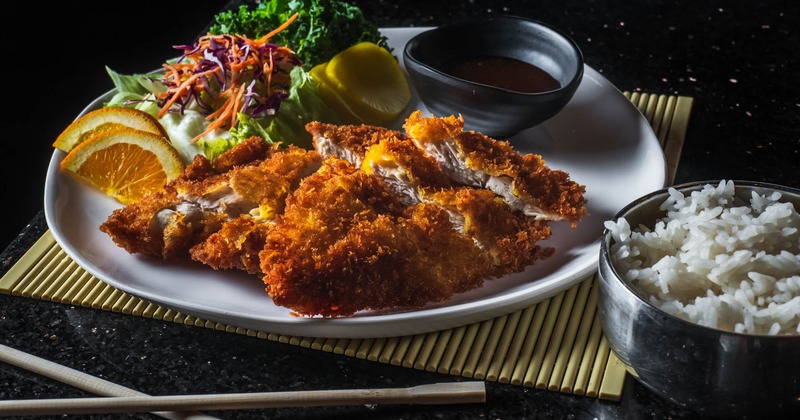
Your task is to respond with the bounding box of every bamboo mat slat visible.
[0,93,693,402]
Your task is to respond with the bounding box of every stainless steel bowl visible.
[598,180,800,418]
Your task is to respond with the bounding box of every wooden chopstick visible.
[1,343,485,416]
[0,382,487,416]
[0,343,218,419]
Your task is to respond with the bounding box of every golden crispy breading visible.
[306,121,407,165]
[515,155,588,226]
[100,189,181,257]
[211,136,275,173]
[228,145,321,219]
[262,157,407,256]
[176,137,275,183]
[362,137,553,275]
[403,110,587,224]
[404,110,534,177]
[188,147,322,272]
[423,187,554,276]
[190,216,272,274]
[100,138,309,260]
[171,138,280,198]
[401,203,493,298]
[99,187,228,259]
[259,158,490,317]
[361,136,454,194]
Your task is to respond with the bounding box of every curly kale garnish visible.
[209,0,391,68]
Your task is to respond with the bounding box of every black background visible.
[1,1,226,246]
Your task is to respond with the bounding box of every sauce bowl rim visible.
[402,15,585,97]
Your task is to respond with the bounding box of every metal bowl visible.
[403,15,583,138]
[598,180,800,418]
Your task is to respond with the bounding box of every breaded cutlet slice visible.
[101,138,321,260]
[403,110,588,225]
[100,137,273,259]
[421,187,554,277]
[361,137,554,275]
[305,121,408,166]
[187,146,322,272]
[259,158,491,317]
[360,136,454,206]
[189,216,272,275]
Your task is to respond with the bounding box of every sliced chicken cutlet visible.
[259,158,491,317]
[421,188,554,277]
[189,145,322,272]
[403,110,588,225]
[100,137,322,261]
[361,137,554,276]
[360,136,454,205]
[100,137,272,259]
[305,121,407,166]
[188,216,272,275]
[221,145,322,221]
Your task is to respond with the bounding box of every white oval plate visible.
[44,28,666,338]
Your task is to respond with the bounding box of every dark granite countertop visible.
[2,1,798,419]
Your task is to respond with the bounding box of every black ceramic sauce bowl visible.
[403,16,583,138]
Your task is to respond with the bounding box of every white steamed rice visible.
[605,180,800,335]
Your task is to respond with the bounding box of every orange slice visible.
[60,128,184,204]
[53,107,168,153]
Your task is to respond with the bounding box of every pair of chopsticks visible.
[0,343,485,417]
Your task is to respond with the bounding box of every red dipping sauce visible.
[440,55,561,93]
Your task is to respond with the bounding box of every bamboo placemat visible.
[0,93,692,402]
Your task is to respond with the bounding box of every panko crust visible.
[306,121,407,163]
[403,110,587,224]
[99,187,229,260]
[259,158,490,317]
[190,216,272,274]
[424,187,554,276]
[404,110,536,177]
[99,189,181,257]
[361,136,454,191]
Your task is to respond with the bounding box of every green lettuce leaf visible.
[104,66,164,113]
[196,137,241,162]
[264,66,341,149]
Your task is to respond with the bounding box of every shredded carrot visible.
[230,84,247,128]
[155,13,301,142]
[156,69,216,119]
[258,12,299,43]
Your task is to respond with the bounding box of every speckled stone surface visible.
[2,1,799,419]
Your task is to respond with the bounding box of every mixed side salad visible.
[103,0,391,163]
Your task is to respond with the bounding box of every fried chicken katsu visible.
[403,110,587,225]
[305,121,407,166]
[359,137,554,276]
[259,158,492,317]
[100,110,588,318]
[188,215,272,274]
[421,188,554,277]
[360,136,455,205]
[100,137,321,260]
